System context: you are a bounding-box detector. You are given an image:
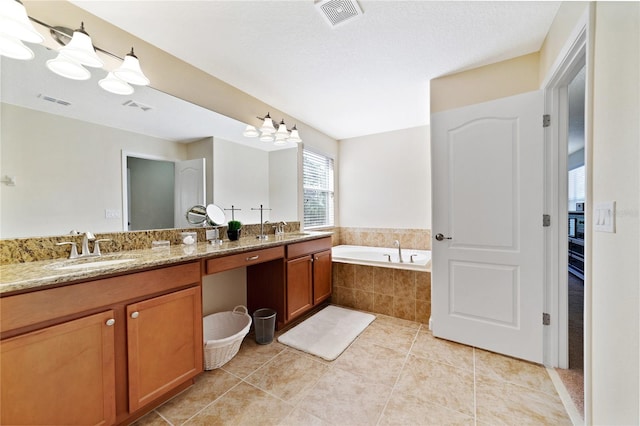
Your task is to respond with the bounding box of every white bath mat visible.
[277,305,375,361]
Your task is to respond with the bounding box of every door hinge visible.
[543,313,551,326]
[543,214,551,227]
[543,114,551,128]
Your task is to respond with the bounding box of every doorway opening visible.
[557,63,586,415]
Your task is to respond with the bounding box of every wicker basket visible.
[203,305,252,370]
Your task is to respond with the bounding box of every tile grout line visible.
[178,344,289,424]
[374,322,423,426]
[178,380,244,425]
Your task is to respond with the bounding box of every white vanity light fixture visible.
[56,22,103,68]
[243,112,303,144]
[242,125,260,138]
[113,48,150,86]
[259,112,277,135]
[46,53,91,80]
[46,22,102,80]
[0,0,44,60]
[98,71,134,95]
[287,125,302,143]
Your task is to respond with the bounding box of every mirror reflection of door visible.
[127,157,175,230]
[123,154,207,232]
[125,155,206,231]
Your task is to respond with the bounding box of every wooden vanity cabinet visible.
[1,310,117,426]
[246,237,332,329]
[0,262,202,426]
[126,286,202,413]
[286,238,333,322]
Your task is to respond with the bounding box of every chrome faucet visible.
[57,231,107,259]
[81,231,95,257]
[394,240,404,263]
[273,221,287,235]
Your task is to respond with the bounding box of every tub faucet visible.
[394,240,404,263]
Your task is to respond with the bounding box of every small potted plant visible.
[227,220,242,241]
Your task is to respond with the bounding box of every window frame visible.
[302,148,335,230]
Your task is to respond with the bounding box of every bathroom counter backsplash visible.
[0,229,331,295]
[0,222,302,265]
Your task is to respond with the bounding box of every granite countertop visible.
[0,231,332,295]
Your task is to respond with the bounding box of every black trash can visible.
[253,308,276,345]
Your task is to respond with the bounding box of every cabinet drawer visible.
[206,246,284,274]
[286,237,332,259]
[1,262,201,336]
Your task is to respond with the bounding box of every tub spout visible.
[394,240,404,263]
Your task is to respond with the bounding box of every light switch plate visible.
[594,201,615,233]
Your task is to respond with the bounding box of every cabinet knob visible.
[131,311,139,319]
[105,318,116,326]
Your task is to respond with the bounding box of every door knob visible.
[435,233,452,241]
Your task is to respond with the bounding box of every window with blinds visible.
[303,149,334,228]
[568,165,585,211]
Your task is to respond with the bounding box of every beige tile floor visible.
[133,309,572,426]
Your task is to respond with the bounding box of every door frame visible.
[541,4,593,422]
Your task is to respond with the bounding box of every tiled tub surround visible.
[333,227,432,323]
[333,262,431,324]
[338,227,432,250]
[0,222,301,265]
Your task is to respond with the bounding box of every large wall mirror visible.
[1,43,299,239]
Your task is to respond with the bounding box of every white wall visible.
[213,138,270,225]
[590,3,639,424]
[186,137,214,205]
[338,126,431,229]
[269,147,299,222]
[0,104,186,238]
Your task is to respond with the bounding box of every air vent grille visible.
[37,94,71,106]
[316,0,363,28]
[122,100,153,112]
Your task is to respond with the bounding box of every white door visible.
[431,91,544,363]
[174,158,206,228]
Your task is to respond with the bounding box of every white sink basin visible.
[47,255,139,271]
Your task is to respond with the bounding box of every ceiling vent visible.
[37,94,71,106]
[316,0,363,28]
[122,100,153,112]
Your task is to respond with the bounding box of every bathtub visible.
[331,245,431,272]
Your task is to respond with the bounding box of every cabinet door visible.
[1,311,116,426]
[313,249,333,304]
[286,255,313,321]
[127,287,202,412]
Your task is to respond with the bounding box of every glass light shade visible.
[259,132,274,142]
[46,53,90,80]
[59,30,103,67]
[275,120,289,138]
[259,116,276,135]
[274,139,288,146]
[0,0,44,43]
[242,125,259,137]
[99,72,134,95]
[0,34,33,60]
[287,127,302,143]
[113,52,150,86]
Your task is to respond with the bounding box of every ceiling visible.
[70,0,561,140]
